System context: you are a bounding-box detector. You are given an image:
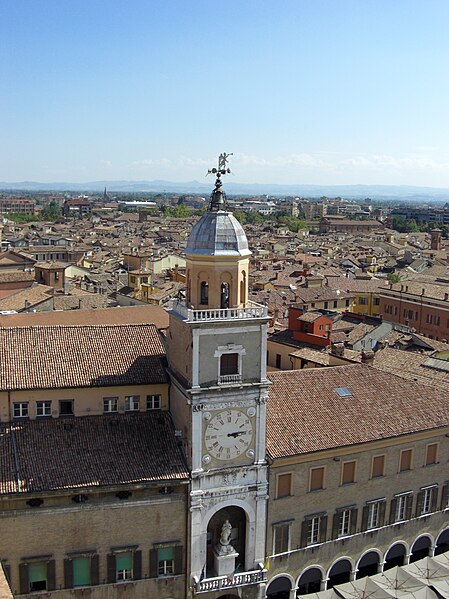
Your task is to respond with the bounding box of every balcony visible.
[218,373,242,385]
[167,299,268,322]
[195,568,267,593]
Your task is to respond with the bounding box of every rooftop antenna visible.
[206,152,233,211]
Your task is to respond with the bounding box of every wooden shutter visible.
[361,505,369,531]
[300,520,308,547]
[372,455,385,478]
[91,554,99,586]
[47,559,56,591]
[405,494,413,520]
[441,483,448,510]
[332,512,339,539]
[319,515,328,543]
[379,500,386,526]
[431,487,438,512]
[400,449,412,471]
[149,549,158,579]
[415,491,424,517]
[310,467,324,491]
[19,563,29,595]
[133,551,142,580]
[64,558,73,589]
[342,461,356,484]
[350,508,358,535]
[425,443,438,465]
[389,498,397,524]
[174,545,183,575]
[277,473,292,498]
[107,554,116,583]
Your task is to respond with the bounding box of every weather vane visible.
[206,153,233,211]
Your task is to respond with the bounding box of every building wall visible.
[2,488,187,598]
[0,384,169,422]
[266,429,449,586]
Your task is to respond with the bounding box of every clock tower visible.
[166,155,269,598]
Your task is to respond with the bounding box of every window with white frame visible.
[157,547,174,576]
[367,502,380,529]
[338,509,351,537]
[13,402,28,418]
[394,493,412,522]
[419,486,437,515]
[115,551,133,581]
[103,397,118,413]
[125,396,140,411]
[214,344,246,383]
[307,516,321,545]
[146,394,161,410]
[36,401,51,417]
[273,522,291,554]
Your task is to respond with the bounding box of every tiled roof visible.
[0,413,188,494]
[373,347,449,390]
[267,364,449,459]
[0,324,167,391]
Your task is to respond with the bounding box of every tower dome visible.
[186,211,250,256]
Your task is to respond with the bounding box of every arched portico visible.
[410,535,432,563]
[356,550,381,578]
[297,566,323,595]
[384,542,408,570]
[327,558,353,588]
[266,574,292,599]
[435,528,449,555]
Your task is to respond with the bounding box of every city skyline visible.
[2,0,449,187]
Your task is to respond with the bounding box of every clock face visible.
[204,409,253,461]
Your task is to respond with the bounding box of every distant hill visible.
[1,179,449,201]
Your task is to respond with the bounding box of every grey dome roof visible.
[186,211,251,256]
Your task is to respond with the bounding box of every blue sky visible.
[2,0,449,186]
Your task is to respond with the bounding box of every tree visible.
[387,273,401,284]
[41,200,61,221]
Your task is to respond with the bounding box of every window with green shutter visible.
[73,557,90,587]
[157,547,174,576]
[29,562,47,591]
[116,551,133,581]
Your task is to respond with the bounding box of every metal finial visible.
[207,153,233,211]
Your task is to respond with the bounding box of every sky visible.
[2,0,449,187]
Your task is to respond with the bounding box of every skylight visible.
[335,387,352,398]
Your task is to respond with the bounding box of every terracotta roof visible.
[0,412,188,495]
[373,347,449,390]
[0,305,169,330]
[0,324,167,391]
[267,364,449,459]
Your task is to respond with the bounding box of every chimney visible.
[330,342,345,357]
[361,350,375,365]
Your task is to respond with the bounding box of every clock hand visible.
[227,431,246,438]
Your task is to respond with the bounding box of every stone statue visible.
[216,519,235,555]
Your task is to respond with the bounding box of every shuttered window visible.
[399,449,412,472]
[220,353,239,376]
[371,455,385,478]
[342,461,356,485]
[309,467,325,491]
[73,557,90,587]
[425,443,438,466]
[273,523,290,554]
[276,473,292,498]
[29,562,47,592]
[157,547,174,576]
[116,552,133,581]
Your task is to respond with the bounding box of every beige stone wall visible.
[166,314,193,386]
[267,430,449,582]
[1,488,187,598]
[0,384,169,422]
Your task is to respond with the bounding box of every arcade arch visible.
[297,567,323,595]
[266,575,292,599]
[435,528,449,555]
[384,542,407,570]
[327,558,352,588]
[356,550,381,578]
[410,535,432,563]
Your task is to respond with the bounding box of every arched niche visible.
[206,506,247,578]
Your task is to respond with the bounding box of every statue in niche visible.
[216,519,235,555]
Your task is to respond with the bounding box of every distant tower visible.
[430,228,442,251]
[103,186,109,202]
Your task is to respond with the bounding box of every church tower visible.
[166,154,269,598]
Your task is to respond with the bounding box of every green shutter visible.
[116,552,132,571]
[157,547,174,562]
[29,562,47,583]
[73,557,90,586]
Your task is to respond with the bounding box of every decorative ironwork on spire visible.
[206,152,233,211]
